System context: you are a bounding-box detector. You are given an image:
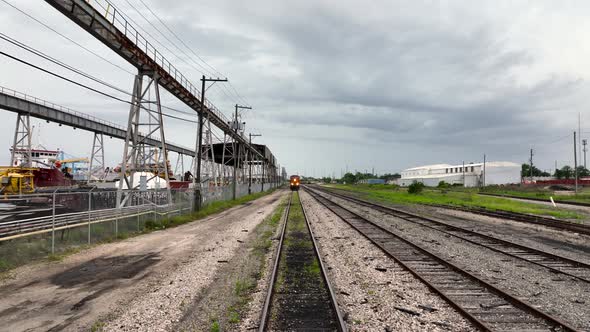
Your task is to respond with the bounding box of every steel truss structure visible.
[45,0,277,209]
[10,113,32,167]
[117,72,171,207]
[88,132,105,182]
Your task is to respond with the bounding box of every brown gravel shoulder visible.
[0,190,284,332]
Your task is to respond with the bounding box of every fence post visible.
[51,191,56,255]
[88,189,93,245]
[137,194,140,232]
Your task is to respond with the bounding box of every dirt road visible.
[0,191,285,332]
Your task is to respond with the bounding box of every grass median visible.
[327,184,582,219]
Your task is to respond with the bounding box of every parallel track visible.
[306,187,579,332]
[259,192,346,331]
[478,192,590,207]
[319,186,590,235]
[311,186,590,283]
[427,203,590,236]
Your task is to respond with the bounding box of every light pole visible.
[249,133,261,194]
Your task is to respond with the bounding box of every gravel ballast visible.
[300,190,476,331]
[321,191,590,331]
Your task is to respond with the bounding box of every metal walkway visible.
[0,86,194,156]
[44,0,263,160]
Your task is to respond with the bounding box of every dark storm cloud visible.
[0,0,587,174]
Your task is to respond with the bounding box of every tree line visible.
[302,172,401,184]
[521,163,590,179]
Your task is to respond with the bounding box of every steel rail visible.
[259,192,346,331]
[300,191,347,331]
[321,186,590,235]
[427,203,590,235]
[306,187,579,332]
[311,186,590,283]
[258,192,291,332]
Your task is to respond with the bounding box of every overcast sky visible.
[1,0,590,177]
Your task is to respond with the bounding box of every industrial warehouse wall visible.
[0,182,280,272]
[485,166,521,185]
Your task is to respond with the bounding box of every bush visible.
[408,181,425,194]
[437,181,450,188]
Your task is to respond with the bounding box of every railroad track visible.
[310,186,590,284]
[306,187,579,332]
[478,192,590,207]
[258,191,346,331]
[316,186,590,236]
[427,203,590,236]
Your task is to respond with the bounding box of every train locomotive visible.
[289,175,300,191]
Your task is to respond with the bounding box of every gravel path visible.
[321,192,590,331]
[0,191,283,332]
[300,190,476,331]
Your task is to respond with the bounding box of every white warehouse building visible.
[398,162,521,187]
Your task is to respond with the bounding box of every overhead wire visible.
[0,0,135,75]
[131,0,251,107]
[0,32,197,119]
[0,50,197,124]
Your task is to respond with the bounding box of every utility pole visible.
[248,133,261,194]
[462,161,465,187]
[574,131,578,194]
[529,148,534,183]
[233,104,251,199]
[583,139,588,169]
[483,154,486,188]
[194,75,227,211]
[579,113,582,166]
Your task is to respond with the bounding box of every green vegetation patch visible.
[330,185,582,219]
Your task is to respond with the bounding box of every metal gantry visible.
[88,132,105,182]
[43,0,277,208]
[116,72,171,207]
[10,113,32,167]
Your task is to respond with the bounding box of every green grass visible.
[304,258,320,276]
[90,321,105,332]
[210,320,220,332]
[330,185,583,219]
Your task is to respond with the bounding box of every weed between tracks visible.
[328,184,582,219]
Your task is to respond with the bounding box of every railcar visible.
[289,175,301,191]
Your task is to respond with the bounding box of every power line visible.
[0,32,131,96]
[0,32,197,119]
[132,0,250,107]
[0,0,134,75]
[0,51,197,124]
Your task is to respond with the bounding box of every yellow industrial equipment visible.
[0,167,35,195]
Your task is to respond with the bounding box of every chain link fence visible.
[0,181,280,271]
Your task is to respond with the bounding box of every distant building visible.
[397,162,520,187]
[358,178,386,185]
